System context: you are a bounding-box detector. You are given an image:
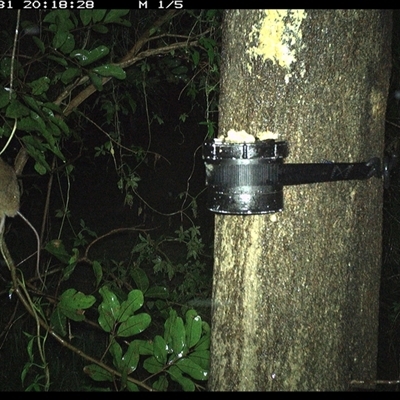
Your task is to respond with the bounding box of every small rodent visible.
[0,158,41,284]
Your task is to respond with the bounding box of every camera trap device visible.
[202,138,397,215]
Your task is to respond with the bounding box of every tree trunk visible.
[208,10,392,391]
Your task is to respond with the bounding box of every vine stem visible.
[1,235,155,391]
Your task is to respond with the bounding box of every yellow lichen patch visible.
[247,9,307,81]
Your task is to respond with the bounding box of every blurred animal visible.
[0,158,41,284]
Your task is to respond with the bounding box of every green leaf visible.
[93,64,126,80]
[61,67,81,84]
[28,76,51,96]
[59,33,75,54]
[47,55,68,66]
[153,375,168,391]
[164,309,186,356]
[52,29,68,49]
[70,46,109,66]
[131,267,149,292]
[195,322,211,351]
[185,310,202,348]
[98,286,121,332]
[143,356,163,374]
[92,9,107,23]
[45,239,70,264]
[48,115,70,135]
[6,100,30,118]
[109,340,123,370]
[126,381,139,392]
[168,365,195,391]
[92,260,103,287]
[34,162,47,175]
[191,50,200,66]
[79,9,92,25]
[145,285,169,299]
[131,339,153,356]
[117,313,151,337]
[118,289,144,322]
[103,9,129,24]
[32,36,45,53]
[58,288,96,322]
[83,364,113,382]
[153,335,168,365]
[92,25,109,34]
[175,358,209,381]
[18,116,39,131]
[188,350,210,371]
[42,102,64,114]
[88,71,103,91]
[43,9,71,23]
[50,307,67,336]
[121,341,140,374]
[0,88,10,108]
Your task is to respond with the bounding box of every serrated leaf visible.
[98,286,120,332]
[145,285,169,299]
[131,267,149,292]
[175,358,208,381]
[45,239,70,264]
[143,356,163,374]
[117,313,151,337]
[93,64,126,80]
[70,46,109,66]
[83,364,113,382]
[103,9,129,24]
[168,365,195,391]
[118,289,144,322]
[185,310,202,348]
[153,335,167,365]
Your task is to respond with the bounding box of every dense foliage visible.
[0,9,221,391]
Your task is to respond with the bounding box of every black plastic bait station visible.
[202,139,397,215]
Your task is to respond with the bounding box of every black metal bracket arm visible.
[202,139,397,215]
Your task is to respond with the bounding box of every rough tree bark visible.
[208,10,392,391]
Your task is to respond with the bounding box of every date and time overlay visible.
[0,0,183,9]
